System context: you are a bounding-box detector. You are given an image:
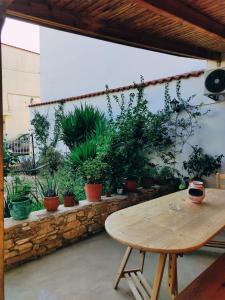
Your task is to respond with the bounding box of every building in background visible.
[40,27,206,102]
[2,43,40,141]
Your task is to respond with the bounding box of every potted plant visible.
[183,146,224,182]
[38,177,60,211]
[6,177,32,220]
[125,175,138,192]
[104,180,112,197]
[141,164,158,188]
[63,188,78,207]
[78,157,110,202]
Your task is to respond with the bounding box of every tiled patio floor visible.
[5,232,224,300]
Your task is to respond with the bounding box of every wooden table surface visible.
[105,189,225,254]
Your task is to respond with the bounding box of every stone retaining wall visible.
[4,187,174,270]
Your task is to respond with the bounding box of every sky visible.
[1,18,40,53]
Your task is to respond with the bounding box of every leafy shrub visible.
[5,177,43,217]
[183,146,224,179]
[60,105,106,150]
[4,141,18,177]
[19,156,37,175]
[38,177,59,197]
[6,177,31,203]
[104,78,151,188]
[78,157,111,184]
[38,146,64,175]
[69,137,98,170]
[55,165,77,196]
[31,111,50,152]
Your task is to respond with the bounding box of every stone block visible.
[16,242,33,254]
[55,216,65,225]
[39,221,54,235]
[66,214,77,223]
[4,239,14,249]
[62,220,81,232]
[87,209,95,219]
[46,239,62,250]
[48,234,57,241]
[35,245,47,256]
[15,238,30,245]
[76,211,85,217]
[6,251,34,266]
[22,226,31,231]
[63,229,78,240]
[4,250,18,260]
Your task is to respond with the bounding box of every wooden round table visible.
[105,189,225,300]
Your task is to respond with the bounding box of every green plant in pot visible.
[183,146,224,181]
[125,175,138,192]
[141,164,158,188]
[63,188,78,207]
[55,165,79,207]
[6,177,32,220]
[78,157,110,202]
[38,177,60,212]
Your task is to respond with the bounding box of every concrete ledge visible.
[4,187,174,270]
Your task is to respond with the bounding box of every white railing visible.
[6,134,30,155]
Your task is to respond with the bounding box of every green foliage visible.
[78,157,111,184]
[52,103,65,147]
[31,200,44,212]
[55,165,76,197]
[142,164,159,178]
[104,77,151,188]
[5,177,42,217]
[18,156,37,176]
[31,104,65,159]
[69,137,98,170]
[6,177,31,203]
[60,105,106,150]
[38,177,59,197]
[31,111,50,152]
[183,146,223,179]
[3,141,18,177]
[38,146,64,175]
[161,81,209,169]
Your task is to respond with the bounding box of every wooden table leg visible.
[168,254,178,299]
[140,250,146,273]
[151,253,167,300]
[114,246,132,289]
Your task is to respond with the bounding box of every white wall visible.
[31,74,225,187]
[40,27,206,101]
[2,44,40,139]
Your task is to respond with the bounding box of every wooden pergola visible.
[0,0,225,298]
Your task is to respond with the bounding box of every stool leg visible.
[168,254,178,299]
[114,246,132,289]
[151,253,167,300]
[140,250,146,273]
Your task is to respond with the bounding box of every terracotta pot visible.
[105,191,111,197]
[85,183,102,202]
[125,180,137,192]
[141,176,154,188]
[187,181,205,204]
[44,196,60,211]
[63,195,76,207]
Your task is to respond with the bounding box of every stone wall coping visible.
[4,194,128,231]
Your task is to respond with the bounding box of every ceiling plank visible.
[6,1,221,60]
[139,0,225,40]
[2,0,15,7]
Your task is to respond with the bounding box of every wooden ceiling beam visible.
[140,0,225,40]
[6,1,221,60]
[2,0,15,8]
